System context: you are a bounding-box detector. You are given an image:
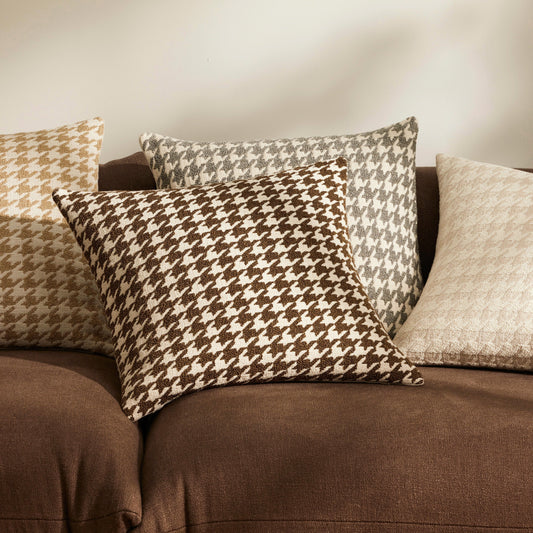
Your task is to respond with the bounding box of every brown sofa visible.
[0,153,531,533]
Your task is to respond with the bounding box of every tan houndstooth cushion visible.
[0,118,114,355]
[54,158,423,421]
[395,154,533,370]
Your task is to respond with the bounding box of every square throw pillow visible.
[140,117,422,337]
[395,154,533,370]
[53,158,423,421]
[0,118,114,355]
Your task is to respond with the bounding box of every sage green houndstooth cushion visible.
[140,117,421,337]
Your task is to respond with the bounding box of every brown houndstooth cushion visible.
[53,158,423,421]
[0,118,114,354]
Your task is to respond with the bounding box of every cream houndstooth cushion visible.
[140,118,422,337]
[54,158,423,421]
[395,154,533,370]
[0,118,114,355]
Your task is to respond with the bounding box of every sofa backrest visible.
[98,152,532,284]
[99,151,155,191]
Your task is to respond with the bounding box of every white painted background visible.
[1,0,532,166]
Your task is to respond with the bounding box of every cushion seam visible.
[158,518,533,532]
[0,509,141,523]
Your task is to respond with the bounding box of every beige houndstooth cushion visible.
[0,118,114,355]
[54,158,423,421]
[395,154,533,370]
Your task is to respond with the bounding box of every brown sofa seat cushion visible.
[139,367,533,533]
[0,349,143,533]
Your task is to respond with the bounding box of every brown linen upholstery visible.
[138,367,533,533]
[96,156,533,532]
[414,167,439,282]
[99,151,155,191]
[0,349,143,533]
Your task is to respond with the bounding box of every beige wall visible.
[1,0,532,166]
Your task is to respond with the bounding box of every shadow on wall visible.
[159,20,421,142]
[465,111,533,166]
[150,1,533,168]
[434,1,533,165]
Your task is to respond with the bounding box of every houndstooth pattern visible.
[54,158,423,421]
[140,118,422,337]
[395,155,533,370]
[0,118,114,355]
